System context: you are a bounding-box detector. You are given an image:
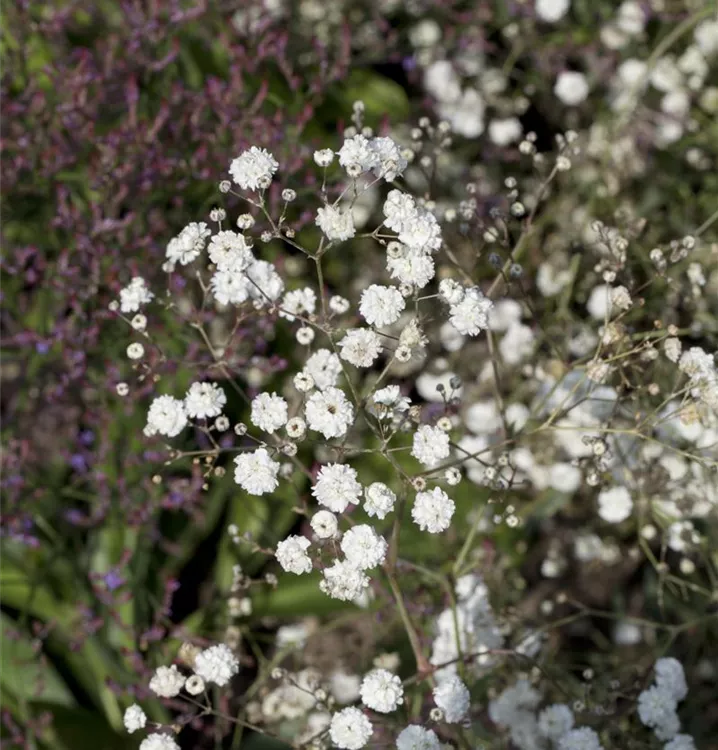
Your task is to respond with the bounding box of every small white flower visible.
[341,525,388,570]
[314,148,335,167]
[364,482,396,519]
[280,287,317,321]
[554,71,590,105]
[123,704,147,733]
[234,448,280,495]
[312,463,362,513]
[655,657,688,701]
[316,205,356,242]
[637,685,678,731]
[311,510,339,539]
[185,382,227,419]
[208,230,253,272]
[127,342,145,360]
[396,725,441,750]
[276,535,313,575]
[320,560,370,601]
[557,727,603,750]
[411,425,451,467]
[412,488,455,533]
[433,676,470,722]
[193,644,239,687]
[185,675,205,695]
[305,387,354,439]
[538,704,574,741]
[329,295,351,314]
[597,486,633,523]
[329,706,373,749]
[251,392,289,433]
[149,664,186,697]
[303,349,342,390]
[144,396,187,438]
[286,417,307,439]
[359,285,406,328]
[166,222,211,267]
[140,734,181,750]
[449,287,493,336]
[360,669,404,713]
[536,0,570,23]
[338,328,383,367]
[439,279,465,305]
[119,277,154,313]
[229,147,278,191]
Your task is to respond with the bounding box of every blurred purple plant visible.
[1,0,350,541]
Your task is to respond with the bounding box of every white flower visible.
[280,287,317,321]
[149,664,186,697]
[310,510,339,539]
[338,135,379,174]
[144,396,187,438]
[488,117,523,146]
[119,277,154,313]
[360,669,403,713]
[372,386,410,413]
[245,260,284,306]
[208,230,253,272]
[371,136,408,181]
[123,704,147,733]
[586,284,613,319]
[489,679,542,726]
[449,287,493,336]
[229,146,278,191]
[251,392,288,433]
[286,417,306,439]
[664,736,697,750]
[233,448,280,495]
[359,285,406,327]
[140,734,181,750]
[329,707,373,749]
[329,295,351,314]
[316,205,356,242]
[396,725,441,750]
[597,486,633,523]
[538,704,574,741]
[341,525,388,570]
[364,482,396,519]
[667,521,699,553]
[276,535,313,575]
[185,382,227,419]
[127,342,144,360]
[185,675,205,695]
[500,323,535,366]
[433,676,470,722]
[398,211,442,254]
[554,71,590,105]
[438,87,485,138]
[338,328,383,367]
[303,349,342,390]
[638,686,678,730]
[314,148,335,167]
[312,463,362,513]
[439,279,464,305]
[320,560,370,601]
[387,245,436,288]
[383,190,418,232]
[305,387,354,439]
[412,488,455,533]
[166,222,211,266]
[194,644,239,686]
[557,727,604,750]
[330,671,362,704]
[536,0,570,23]
[411,425,451,467]
[694,19,718,56]
[655,658,688,701]
[211,267,251,305]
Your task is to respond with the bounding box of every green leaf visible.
[0,614,75,711]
